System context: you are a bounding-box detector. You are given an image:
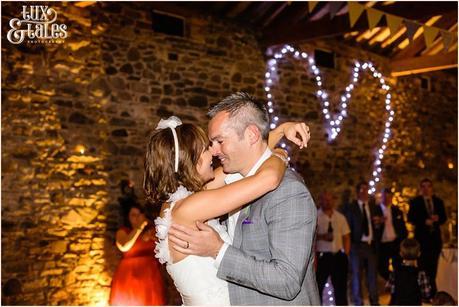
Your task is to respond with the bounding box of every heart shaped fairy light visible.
[265,44,394,194]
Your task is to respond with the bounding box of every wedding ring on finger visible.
[185,241,189,249]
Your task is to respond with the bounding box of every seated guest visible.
[385,238,431,305]
[378,188,408,280]
[316,191,351,305]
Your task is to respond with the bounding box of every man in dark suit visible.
[408,178,447,297]
[377,188,408,281]
[344,181,383,305]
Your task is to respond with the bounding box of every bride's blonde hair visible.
[143,123,209,204]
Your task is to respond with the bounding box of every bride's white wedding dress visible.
[154,186,231,305]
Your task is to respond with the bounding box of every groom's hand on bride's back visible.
[169,221,223,258]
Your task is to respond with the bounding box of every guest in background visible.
[316,191,351,305]
[343,181,383,305]
[378,188,408,280]
[408,178,447,297]
[385,238,431,305]
[109,202,165,306]
[432,291,456,305]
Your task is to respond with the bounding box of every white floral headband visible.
[156,116,182,173]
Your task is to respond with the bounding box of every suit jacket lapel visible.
[233,204,250,249]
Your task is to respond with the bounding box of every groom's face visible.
[208,112,250,174]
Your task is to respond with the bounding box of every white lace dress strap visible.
[154,186,193,265]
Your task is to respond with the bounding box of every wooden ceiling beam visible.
[262,13,369,46]
[252,2,275,24]
[390,51,458,77]
[226,2,252,18]
[262,2,309,27]
[238,2,263,21]
[392,12,458,60]
[308,2,330,21]
[372,1,457,21]
[209,2,232,15]
[261,2,289,28]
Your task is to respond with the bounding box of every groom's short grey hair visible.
[207,92,270,140]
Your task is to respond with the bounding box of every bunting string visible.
[346,1,457,50]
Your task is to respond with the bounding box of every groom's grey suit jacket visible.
[217,169,320,305]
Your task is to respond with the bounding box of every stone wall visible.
[1,2,457,305]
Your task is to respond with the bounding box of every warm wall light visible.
[418,160,425,169]
[75,145,86,155]
[74,2,96,7]
[448,162,454,169]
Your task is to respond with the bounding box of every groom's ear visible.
[245,124,261,145]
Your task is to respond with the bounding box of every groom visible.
[169,92,320,305]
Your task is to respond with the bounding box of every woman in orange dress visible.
[109,203,166,306]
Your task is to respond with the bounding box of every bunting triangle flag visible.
[440,30,454,52]
[329,2,344,20]
[386,14,403,35]
[367,7,384,30]
[348,1,365,28]
[405,20,421,42]
[308,1,318,13]
[423,26,440,48]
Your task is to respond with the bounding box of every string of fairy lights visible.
[265,44,394,195]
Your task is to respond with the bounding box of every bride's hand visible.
[282,122,310,149]
[169,221,224,258]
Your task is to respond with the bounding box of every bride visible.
[143,116,309,305]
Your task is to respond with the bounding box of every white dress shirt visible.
[380,204,397,243]
[214,147,272,268]
[358,199,373,243]
[316,209,350,253]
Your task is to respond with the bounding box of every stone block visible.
[69,242,91,253]
[41,269,64,276]
[64,271,77,286]
[47,228,68,237]
[127,48,140,61]
[111,129,128,137]
[50,289,68,301]
[61,208,98,227]
[109,117,136,126]
[23,278,47,292]
[48,241,68,254]
[105,66,117,75]
[69,112,95,125]
[188,95,208,107]
[49,278,63,288]
[119,64,133,74]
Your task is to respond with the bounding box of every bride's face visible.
[196,147,214,183]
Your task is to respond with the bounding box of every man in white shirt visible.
[316,191,350,305]
[377,188,407,281]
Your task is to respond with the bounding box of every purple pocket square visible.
[242,218,253,225]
